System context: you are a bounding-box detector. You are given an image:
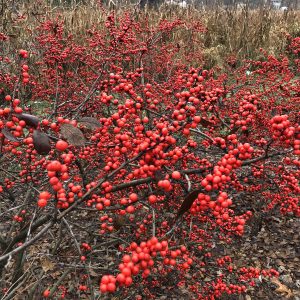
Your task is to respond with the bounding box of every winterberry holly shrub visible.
[0,11,299,299]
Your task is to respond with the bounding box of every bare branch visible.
[0,221,54,263]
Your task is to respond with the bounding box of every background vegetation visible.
[1,0,300,70]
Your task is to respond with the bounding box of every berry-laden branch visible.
[57,143,158,220]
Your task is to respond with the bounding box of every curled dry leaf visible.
[77,117,101,130]
[1,127,20,142]
[15,113,39,128]
[60,124,85,147]
[33,130,51,155]
[271,278,294,299]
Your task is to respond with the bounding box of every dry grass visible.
[1,0,299,68]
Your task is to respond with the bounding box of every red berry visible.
[43,289,50,297]
[107,283,116,292]
[123,254,131,263]
[148,195,157,204]
[39,191,51,200]
[47,161,62,172]
[124,276,133,286]
[101,275,109,284]
[117,273,126,283]
[129,193,138,202]
[171,171,181,180]
[121,267,131,277]
[38,199,47,208]
[55,140,68,151]
[19,49,28,58]
[126,205,135,213]
[100,284,107,293]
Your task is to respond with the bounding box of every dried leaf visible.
[175,189,202,220]
[33,130,51,155]
[40,257,55,272]
[60,124,85,147]
[271,278,294,298]
[77,117,101,130]
[113,215,127,230]
[15,113,39,128]
[1,127,20,142]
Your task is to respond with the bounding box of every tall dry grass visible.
[1,0,299,68]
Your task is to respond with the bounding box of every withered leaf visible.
[271,278,294,299]
[77,117,101,130]
[1,127,20,142]
[33,130,51,155]
[175,189,202,220]
[113,215,127,230]
[60,124,85,147]
[15,113,39,128]
[40,257,55,272]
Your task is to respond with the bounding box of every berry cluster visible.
[100,237,170,293]
[46,160,73,208]
[293,139,300,155]
[21,64,29,84]
[230,94,258,131]
[37,191,51,208]
[201,153,242,191]
[191,193,211,214]
[271,115,295,142]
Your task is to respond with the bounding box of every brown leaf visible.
[176,189,202,220]
[113,215,127,230]
[40,257,55,272]
[15,113,39,128]
[1,127,20,142]
[33,130,51,155]
[271,278,294,299]
[60,124,85,147]
[77,117,101,130]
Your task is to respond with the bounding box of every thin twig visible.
[184,174,192,192]
[190,128,214,142]
[62,217,81,254]
[0,221,54,263]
